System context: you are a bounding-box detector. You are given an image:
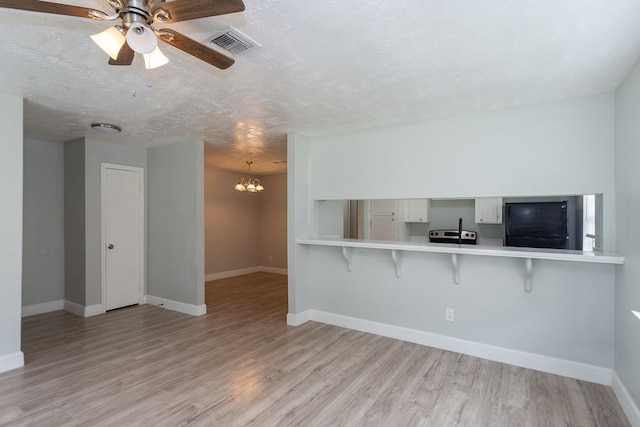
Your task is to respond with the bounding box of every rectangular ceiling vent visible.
[204,27,261,56]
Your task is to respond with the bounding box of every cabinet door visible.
[475,197,503,224]
[406,199,431,223]
[370,199,395,216]
[370,216,396,240]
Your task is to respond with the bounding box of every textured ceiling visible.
[2,0,640,174]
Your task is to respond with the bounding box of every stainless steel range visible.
[429,229,477,245]
[429,218,477,245]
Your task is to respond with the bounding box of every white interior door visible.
[102,164,144,311]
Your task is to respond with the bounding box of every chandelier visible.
[234,161,264,193]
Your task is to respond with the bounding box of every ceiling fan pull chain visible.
[132,55,137,98]
[146,66,153,88]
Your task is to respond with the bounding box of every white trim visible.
[291,309,612,385]
[146,295,207,317]
[101,163,145,313]
[287,311,311,326]
[64,301,103,318]
[205,266,287,282]
[0,352,24,374]
[64,300,85,317]
[259,266,288,275]
[612,371,640,427]
[84,304,103,317]
[205,267,261,281]
[22,300,64,317]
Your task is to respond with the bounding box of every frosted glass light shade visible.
[143,46,170,69]
[126,22,157,54]
[91,27,126,60]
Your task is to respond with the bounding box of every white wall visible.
[288,133,312,315]
[0,93,24,373]
[614,58,640,420]
[22,139,65,306]
[290,93,618,374]
[148,141,205,310]
[310,93,616,251]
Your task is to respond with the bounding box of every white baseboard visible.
[0,351,24,374]
[259,266,288,275]
[205,266,287,282]
[287,311,311,326]
[22,300,64,317]
[64,301,103,318]
[64,300,85,317]
[290,309,612,385]
[612,371,640,427]
[146,295,207,317]
[84,304,103,317]
[205,267,261,281]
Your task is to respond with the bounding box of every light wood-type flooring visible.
[0,272,630,426]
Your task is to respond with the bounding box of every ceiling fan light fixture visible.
[126,22,157,54]
[91,26,126,60]
[143,46,170,69]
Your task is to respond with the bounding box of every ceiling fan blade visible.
[0,0,104,19]
[152,0,245,23]
[159,29,234,70]
[108,43,135,66]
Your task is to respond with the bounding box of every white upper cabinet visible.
[370,199,396,216]
[405,199,431,223]
[475,197,503,224]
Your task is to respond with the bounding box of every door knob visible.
[107,244,115,249]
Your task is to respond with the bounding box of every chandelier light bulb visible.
[234,162,265,193]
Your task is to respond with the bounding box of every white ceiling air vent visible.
[204,27,261,56]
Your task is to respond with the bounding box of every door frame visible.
[101,162,145,313]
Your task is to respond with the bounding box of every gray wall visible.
[0,93,23,367]
[148,141,205,306]
[290,93,617,369]
[204,166,260,273]
[259,173,288,269]
[23,139,65,306]
[64,139,86,306]
[614,58,640,412]
[84,138,147,306]
[64,137,147,307]
[204,167,288,275]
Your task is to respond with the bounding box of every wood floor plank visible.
[0,272,630,426]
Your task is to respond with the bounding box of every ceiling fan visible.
[0,0,245,69]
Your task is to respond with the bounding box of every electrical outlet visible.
[268,255,273,262]
[445,307,455,322]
